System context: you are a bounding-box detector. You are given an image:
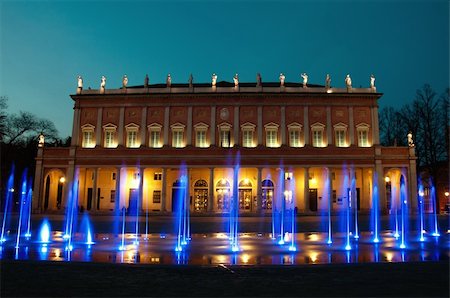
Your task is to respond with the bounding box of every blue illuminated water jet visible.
[80,212,95,245]
[38,218,51,244]
[371,175,380,243]
[1,166,15,244]
[15,169,29,248]
[399,176,407,249]
[418,183,425,242]
[429,184,440,237]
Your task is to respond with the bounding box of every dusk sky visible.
[1,0,448,138]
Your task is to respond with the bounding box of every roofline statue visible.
[77,75,83,94]
[279,73,285,87]
[301,73,308,88]
[211,73,217,87]
[122,75,128,89]
[100,75,106,93]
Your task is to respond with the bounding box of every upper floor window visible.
[241,122,256,148]
[218,122,232,148]
[311,122,326,147]
[171,123,185,148]
[125,123,140,148]
[103,123,117,148]
[333,123,348,147]
[194,122,209,148]
[287,122,302,148]
[148,123,162,148]
[264,123,279,148]
[356,123,370,147]
[81,124,95,148]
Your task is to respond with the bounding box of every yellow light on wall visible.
[59,177,66,183]
[384,176,390,183]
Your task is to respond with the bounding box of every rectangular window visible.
[196,130,207,148]
[83,131,94,148]
[335,130,346,147]
[153,190,161,203]
[110,190,116,203]
[312,130,323,147]
[242,130,253,147]
[220,130,230,147]
[266,130,278,147]
[105,130,115,148]
[358,130,369,147]
[154,172,162,181]
[289,130,300,147]
[172,131,184,148]
[149,130,161,148]
[127,130,138,148]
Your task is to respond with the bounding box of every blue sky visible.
[1,0,448,138]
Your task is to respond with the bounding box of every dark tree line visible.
[379,84,449,185]
[0,96,70,209]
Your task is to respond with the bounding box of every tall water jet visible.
[229,161,240,252]
[285,170,296,251]
[429,182,440,237]
[64,180,79,251]
[418,184,425,242]
[15,169,29,248]
[326,169,332,245]
[351,170,359,239]
[371,172,380,243]
[399,176,408,249]
[24,180,33,238]
[1,166,15,243]
[343,170,351,251]
[119,207,126,251]
[175,165,188,252]
[277,167,285,245]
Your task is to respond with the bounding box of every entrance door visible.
[356,188,361,210]
[239,189,252,211]
[44,176,50,210]
[87,188,93,211]
[309,189,318,211]
[194,189,208,212]
[96,188,101,210]
[128,188,138,215]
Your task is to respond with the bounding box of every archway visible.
[261,179,274,210]
[239,179,253,211]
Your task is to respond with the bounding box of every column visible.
[349,107,354,145]
[372,106,380,145]
[163,107,170,146]
[304,107,309,145]
[161,168,167,212]
[327,167,333,213]
[70,107,81,146]
[375,161,386,212]
[281,106,286,145]
[304,167,310,212]
[92,167,99,211]
[95,108,103,146]
[257,106,262,145]
[234,106,239,146]
[210,107,216,146]
[256,167,262,212]
[138,167,144,212]
[115,167,121,211]
[118,107,125,146]
[141,107,147,146]
[33,147,44,212]
[208,168,214,212]
[187,106,192,146]
[326,107,332,146]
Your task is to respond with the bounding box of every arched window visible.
[194,180,208,212]
[194,179,208,188]
[261,179,274,210]
[216,179,231,211]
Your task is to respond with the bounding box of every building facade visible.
[33,77,418,215]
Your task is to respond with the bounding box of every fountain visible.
[229,162,240,252]
[15,169,29,248]
[80,212,95,245]
[119,207,126,251]
[1,166,15,243]
[399,176,408,249]
[175,165,189,252]
[38,218,51,244]
[351,171,359,239]
[418,183,425,242]
[429,182,440,237]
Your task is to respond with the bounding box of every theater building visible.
[33,75,418,215]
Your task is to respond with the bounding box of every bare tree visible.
[0,96,7,143]
[379,106,407,146]
[3,111,58,146]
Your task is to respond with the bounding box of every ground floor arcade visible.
[34,165,417,215]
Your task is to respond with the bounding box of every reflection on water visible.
[1,232,448,265]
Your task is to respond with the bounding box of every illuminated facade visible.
[33,78,418,215]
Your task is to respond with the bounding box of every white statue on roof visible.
[188,74,193,87]
[279,73,285,86]
[38,133,45,148]
[345,74,352,88]
[211,73,217,86]
[233,74,239,87]
[166,73,172,87]
[100,75,106,90]
[370,74,376,89]
[77,75,83,89]
[325,74,331,89]
[301,73,308,88]
[122,75,128,88]
[144,74,149,88]
[407,131,414,147]
[256,73,262,86]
